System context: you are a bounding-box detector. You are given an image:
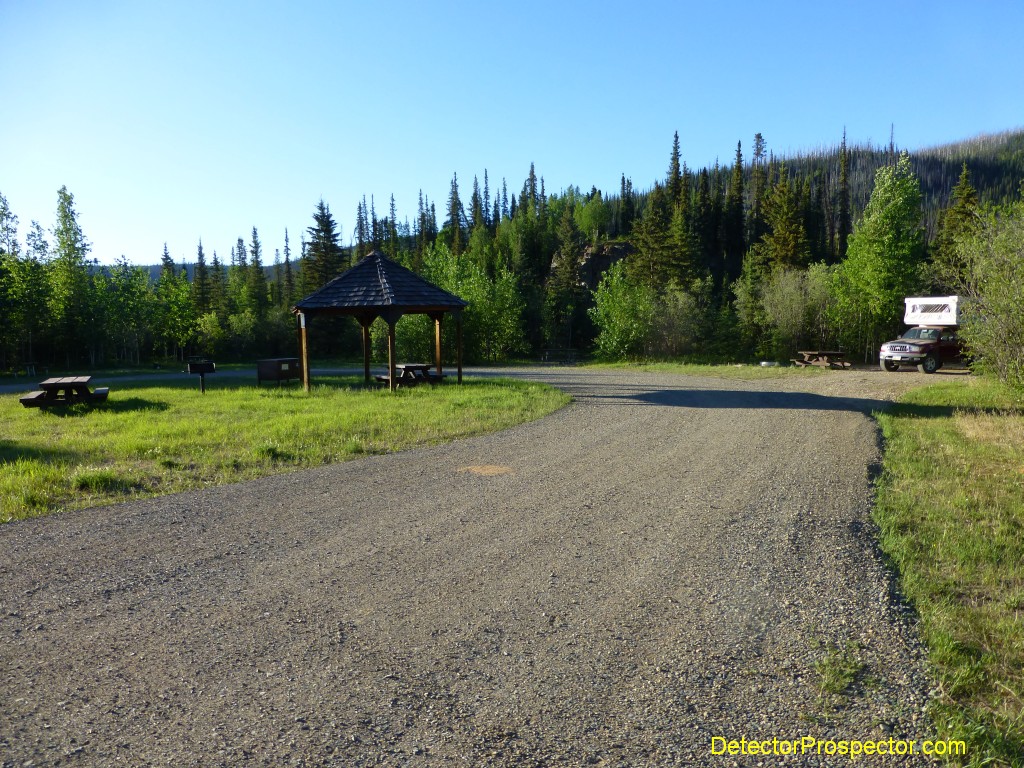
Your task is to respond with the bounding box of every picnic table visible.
[20,376,109,408]
[541,348,578,364]
[374,363,445,388]
[791,350,851,369]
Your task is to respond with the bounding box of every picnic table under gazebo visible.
[292,251,468,391]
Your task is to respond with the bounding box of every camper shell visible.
[879,296,964,374]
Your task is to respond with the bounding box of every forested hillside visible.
[1,129,1022,371]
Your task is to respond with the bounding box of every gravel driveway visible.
[1,367,942,766]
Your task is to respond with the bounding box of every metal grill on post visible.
[186,359,216,393]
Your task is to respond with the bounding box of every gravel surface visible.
[1,366,949,766]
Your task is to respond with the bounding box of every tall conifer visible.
[194,240,211,314]
[282,229,294,307]
[667,132,683,206]
[306,200,344,289]
[446,174,465,256]
[748,133,769,247]
[722,142,746,283]
[837,130,852,260]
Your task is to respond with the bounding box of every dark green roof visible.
[293,251,467,315]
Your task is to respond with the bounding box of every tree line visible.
[1,129,1022,375]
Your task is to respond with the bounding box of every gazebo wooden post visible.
[432,313,443,377]
[456,312,463,384]
[387,320,398,392]
[298,311,311,392]
[360,317,372,385]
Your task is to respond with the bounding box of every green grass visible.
[814,641,865,696]
[874,377,1024,766]
[0,376,569,522]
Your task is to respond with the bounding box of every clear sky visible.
[3,0,1023,266]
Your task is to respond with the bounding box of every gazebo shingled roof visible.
[291,251,468,391]
[294,250,468,315]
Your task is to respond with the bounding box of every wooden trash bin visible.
[257,357,301,386]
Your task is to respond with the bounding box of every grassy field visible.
[0,376,570,522]
[873,377,1024,766]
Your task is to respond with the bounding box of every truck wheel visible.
[918,354,940,374]
[881,360,900,372]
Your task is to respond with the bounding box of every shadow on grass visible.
[886,401,1019,420]
[0,440,83,466]
[33,397,171,417]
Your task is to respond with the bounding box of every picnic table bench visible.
[374,363,446,388]
[20,376,109,408]
[791,350,851,369]
[541,348,578,364]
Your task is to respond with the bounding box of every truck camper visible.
[879,296,964,373]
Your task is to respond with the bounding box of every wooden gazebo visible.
[292,250,468,391]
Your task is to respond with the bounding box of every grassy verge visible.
[1,376,569,522]
[586,359,830,380]
[873,377,1024,766]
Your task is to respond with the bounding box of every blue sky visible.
[3,0,1023,266]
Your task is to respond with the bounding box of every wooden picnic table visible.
[20,376,109,408]
[792,350,851,369]
[374,363,445,388]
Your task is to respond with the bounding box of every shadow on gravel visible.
[588,387,897,415]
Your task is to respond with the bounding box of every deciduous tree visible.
[832,151,925,358]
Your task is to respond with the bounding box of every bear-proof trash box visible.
[257,357,301,386]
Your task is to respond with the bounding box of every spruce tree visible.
[306,200,344,289]
[722,142,746,283]
[748,133,769,247]
[446,173,465,256]
[282,229,294,307]
[932,163,980,291]
[760,165,810,269]
[628,183,673,290]
[235,237,248,269]
[355,197,370,259]
[694,170,716,279]
[209,251,227,318]
[483,170,491,229]
[837,130,852,260]
[194,240,211,314]
[670,183,700,284]
[667,131,683,206]
[470,175,484,230]
[385,195,399,259]
[272,248,283,307]
[370,196,379,250]
[544,203,586,347]
[247,226,269,320]
[160,243,175,278]
[416,190,428,261]
[619,174,636,236]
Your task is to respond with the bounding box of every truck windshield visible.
[902,328,940,341]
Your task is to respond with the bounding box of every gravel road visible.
[1,367,945,766]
